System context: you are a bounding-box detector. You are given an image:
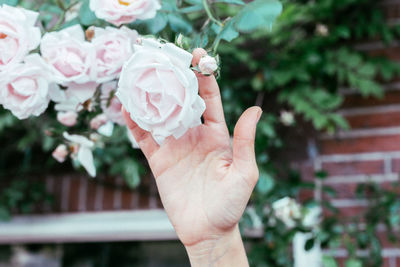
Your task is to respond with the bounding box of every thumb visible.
[232,106,262,185]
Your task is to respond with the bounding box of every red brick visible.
[322,160,384,176]
[85,179,98,211]
[320,135,400,154]
[120,188,134,210]
[102,176,116,210]
[377,231,400,249]
[68,176,81,212]
[368,46,400,62]
[323,181,398,199]
[342,90,400,109]
[392,158,400,172]
[323,206,368,220]
[51,176,65,213]
[299,188,315,202]
[345,111,400,129]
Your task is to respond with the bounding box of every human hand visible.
[123,48,261,266]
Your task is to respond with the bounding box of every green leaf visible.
[215,0,245,5]
[345,259,363,267]
[145,12,168,34]
[256,171,275,194]
[234,0,282,33]
[219,19,239,42]
[315,170,328,180]
[168,14,193,34]
[0,206,10,221]
[123,160,141,188]
[322,255,338,267]
[304,238,315,251]
[79,0,97,26]
[0,0,18,6]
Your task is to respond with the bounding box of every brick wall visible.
[299,1,400,264]
[31,174,162,214]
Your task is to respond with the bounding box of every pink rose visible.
[52,144,68,163]
[92,26,139,83]
[40,25,96,84]
[116,38,206,144]
[0,54,53,119]
[89,0,161,26]
[57,111,78,127]
[90,113,108,130]
[198,55,218,75]
[100,81,125,125]
[0,5,41,72]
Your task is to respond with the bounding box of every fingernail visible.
[256,108,263,123]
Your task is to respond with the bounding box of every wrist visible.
[184,225,248,267]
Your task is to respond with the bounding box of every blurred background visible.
[1,0,400,266]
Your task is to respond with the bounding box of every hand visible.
[123,48,261,266]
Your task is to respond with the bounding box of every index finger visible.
[192,48,226,126]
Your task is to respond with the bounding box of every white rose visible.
[89,0,161,26]
[0,54,54,119]
[40,25,96,84]
[92,26,139,83]
[63,132,96,177]
[0,5,41,71]
[198,55,218,75]
[272,197,302,228]
[116,38,206,145]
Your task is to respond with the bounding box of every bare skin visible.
[122,48,262,266]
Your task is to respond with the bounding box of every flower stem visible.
[202,0,223,27]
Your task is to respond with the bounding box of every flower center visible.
[0,33,7,39]
[118,0,131,6]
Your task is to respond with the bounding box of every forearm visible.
[184,225,249,267]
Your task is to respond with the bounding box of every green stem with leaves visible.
[202,0,223,27]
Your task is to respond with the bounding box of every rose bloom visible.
[117,38,206,145]
[90,113,108,130]
[57,111,78,127]
[52,144,68,163]
[272,197,302,228]
[0,5,41,72]
[40,25,96,84]
[89,0,161,26]
[0,54,54,119]
[198,55,218,75]
[100,81,125,125]
[92,26,139,83]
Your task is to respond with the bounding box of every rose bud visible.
[198,55,218,75]
[52,144,68,163]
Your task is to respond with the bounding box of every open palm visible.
[122,48,262,249]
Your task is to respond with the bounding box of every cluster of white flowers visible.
[0,3,219,177]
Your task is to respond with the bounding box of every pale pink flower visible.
[40,25,96,84]
[89,0,161,26]
[116,38,205,144]
[52,144,68,163]
[0,54,53,119]
[57,111,78,127]
[91,26,139,83]
[90,114,108,130]
[0,5,41,71]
